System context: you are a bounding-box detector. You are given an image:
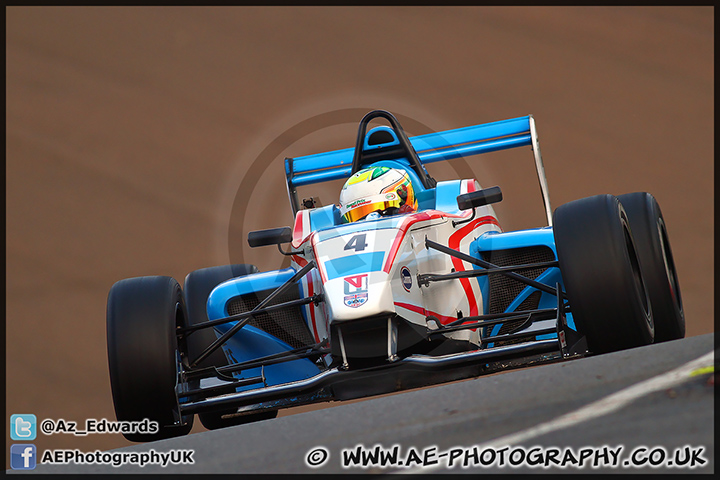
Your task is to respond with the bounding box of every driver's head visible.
[339,166,417,223]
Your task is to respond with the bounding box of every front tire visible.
[553,194,654,354]
[617,192,685,342]
[107,276,193,442]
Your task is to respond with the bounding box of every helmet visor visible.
[341,194,403,223]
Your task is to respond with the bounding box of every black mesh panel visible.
[225,287,315,349]
[481,246,555,345]
[482,246,556,315]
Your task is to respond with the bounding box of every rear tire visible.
[553,194,654,354]
[107,276,193,442]
[183,264,278,430]
[617,192,685,342]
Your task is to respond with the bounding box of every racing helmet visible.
[339,166,418,223]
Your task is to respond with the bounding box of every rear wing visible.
[285,114,553,226]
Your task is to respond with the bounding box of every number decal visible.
[344,234,368,252]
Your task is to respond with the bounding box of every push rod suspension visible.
[424,239,563,298]
[179,294,323,335]
[418,260,559,286]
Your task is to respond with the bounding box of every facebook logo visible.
[10,444,37,470]
[10,414,36,440]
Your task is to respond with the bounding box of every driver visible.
[339,166,417,223]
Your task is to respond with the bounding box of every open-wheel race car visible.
[106,110,685,442]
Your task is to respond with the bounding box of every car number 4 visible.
[344,234,368,252]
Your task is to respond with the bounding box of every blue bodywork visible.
[207,268,321,388]
[212,323,322,390]
[286,116,534,188]
[470,228,576,343]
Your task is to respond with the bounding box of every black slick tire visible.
[553,194,654,354]
[106,276,193,442]
[617,192,685,342]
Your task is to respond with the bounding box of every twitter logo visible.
[10,414,36,441]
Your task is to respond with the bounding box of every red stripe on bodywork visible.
[382,210,467,273]
[310,234,328,284]
[448,216,500,317]
[292,211,305,248]
[292,254,308,267]
[293,254,320,342]
[465,179,477,193]
[394,302,457,325]
[306,273,320,343]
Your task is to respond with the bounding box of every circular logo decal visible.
[400,266,412,292]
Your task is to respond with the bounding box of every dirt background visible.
[6,6,713,467]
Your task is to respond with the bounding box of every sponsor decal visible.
[344,274,368,308]
[347,198,371,209]
[385,192,397,201]
[400,266,412,292]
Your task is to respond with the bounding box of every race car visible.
[106,109,685,442]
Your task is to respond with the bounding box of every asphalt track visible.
[14,333,714,474]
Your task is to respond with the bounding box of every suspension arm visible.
[424,238,563,298]
[189,260,316,368]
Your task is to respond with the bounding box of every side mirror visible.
[248,227,293,248]
[456,186,503,211]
